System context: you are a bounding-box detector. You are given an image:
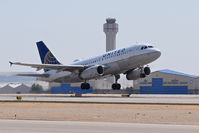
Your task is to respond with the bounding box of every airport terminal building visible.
[134,69,199,94]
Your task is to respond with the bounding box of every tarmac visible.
[0,119,199,133]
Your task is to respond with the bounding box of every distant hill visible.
[0,72,36,82]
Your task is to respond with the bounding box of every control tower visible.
[103,18,118,52]
[103,18,118,88]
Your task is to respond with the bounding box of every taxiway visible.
[0,119,199,133]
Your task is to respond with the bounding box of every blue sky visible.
[0,0,199,75]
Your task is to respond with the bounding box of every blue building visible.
[134,69,199,94]
[51,83,92,94]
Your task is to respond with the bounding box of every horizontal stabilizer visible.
[17,73,50,78]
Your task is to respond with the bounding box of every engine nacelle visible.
[126,67,151,80]
[80,65,104,80]
[126,69,141,80]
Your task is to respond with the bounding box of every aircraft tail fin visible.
[36,41,61,71]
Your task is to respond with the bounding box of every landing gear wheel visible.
[112,83,121,90]
[116,83,121,90]
[81,83,90,90]
[112,74,121,90]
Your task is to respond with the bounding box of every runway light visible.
[121,94,130,97]
[75,94,82,97]
[16,96,22,100]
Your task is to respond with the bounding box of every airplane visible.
[10,41,161,90]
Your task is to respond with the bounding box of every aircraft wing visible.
[9,61,87,72]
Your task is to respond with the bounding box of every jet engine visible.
[80,65,104,80]
[144,67,151,75]
[126,67,151,80]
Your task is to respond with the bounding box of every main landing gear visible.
[112,83,121,90]
[81,82,90,90]
[112,75,121,90]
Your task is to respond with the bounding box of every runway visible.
[0,94,199,105]
[0,119,199,133]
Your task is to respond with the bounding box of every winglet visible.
[9,61,13,67]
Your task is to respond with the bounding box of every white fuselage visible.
[38,44,161,83]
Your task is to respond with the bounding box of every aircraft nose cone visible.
[154,49,161,58]
[156,50,161,57]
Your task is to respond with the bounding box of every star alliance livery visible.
[10,41,161,90]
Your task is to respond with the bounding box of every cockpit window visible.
[141,45,154,50]
[141,46,147,50]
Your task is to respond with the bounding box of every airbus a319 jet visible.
[10,41,161,90]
